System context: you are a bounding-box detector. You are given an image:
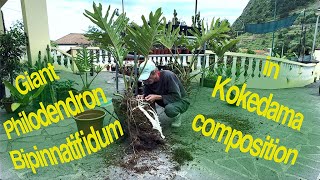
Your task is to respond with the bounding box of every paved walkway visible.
[0,71,319,179]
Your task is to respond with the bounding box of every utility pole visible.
[271,0,277,56]
[122,0,124,14]
[312,8,320,61]
[195,0,198,25]
[300,10,306,61]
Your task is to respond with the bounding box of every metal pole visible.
[201,43,206,87]
[115,62,119,93]
[122,0,124,14]
[312,15,320,60]
[134,52,138,96]
[195,0,197,25]
[271,0,277,57]
[281,42,284,58]
[301,10,306,61]
[0,10,5,98]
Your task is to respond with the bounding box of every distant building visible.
[54,33,93,52]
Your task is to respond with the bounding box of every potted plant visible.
[111,64,116,71]
[74,47,104,92]
[201,69,219,88]
[3,80,45,113]
[53,80,79,101]
[105,64,110,71]
[0,21,27,99]
[0,96,14,113]
[70,47,106,134]
[84,3,166,150]
[30,49,58,108]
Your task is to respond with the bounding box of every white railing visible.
[149,51,319,89]
[51,47,135,72]
[148,54,207,70]
[208,51,317,89]
[50,47,74,72]
[50,47,319,89]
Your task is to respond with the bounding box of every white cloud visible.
[1,0,249,40]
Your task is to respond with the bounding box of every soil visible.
[126,97,165,151]
[113,95,165,151]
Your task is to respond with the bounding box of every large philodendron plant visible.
[84,3,167,150]
[158,18,233,94]
[84,3,164,94]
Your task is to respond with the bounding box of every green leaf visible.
[3,80,23,99]
[125,7,164,57]
[11,103,21,112]
[84,3,129,69]
[31,85,46,100]
[158,20,180,49]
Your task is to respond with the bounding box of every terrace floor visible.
[0,71,319,180]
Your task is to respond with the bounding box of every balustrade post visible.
[239,57,246,83]
[247,57,254,79]
[231,56,237,84]
[197,56,202,69]
[254,59,261,79]
[205,54,210,68]
[214,55,218,70]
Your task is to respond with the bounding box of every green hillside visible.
[232,0,319,58]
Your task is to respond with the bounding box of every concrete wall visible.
[21,0,50,64]
[0,10,4,34]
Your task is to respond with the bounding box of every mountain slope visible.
[232,0,319,58]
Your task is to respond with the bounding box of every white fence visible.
[50,47,319,89]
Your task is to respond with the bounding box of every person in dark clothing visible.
[137,61,190,127]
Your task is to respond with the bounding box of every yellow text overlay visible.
[3,87,107,139]
[212,76,304,131]
[9,121,124,174]
[192,114,298,165]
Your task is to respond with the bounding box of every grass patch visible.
[172,148,194,168]
[205,113,255,134]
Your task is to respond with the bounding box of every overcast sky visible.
[1,0,249,40]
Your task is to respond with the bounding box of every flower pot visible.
[106,65,110,71]
[3,102,13,113]
[73,109,106,136]
[200,78,216,88]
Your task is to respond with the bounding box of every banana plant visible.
[3,80,45,112]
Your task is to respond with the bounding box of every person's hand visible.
[136,95,145,100]
[145,94,162,102]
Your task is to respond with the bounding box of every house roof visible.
[55,33,92,45]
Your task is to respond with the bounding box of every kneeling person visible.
[138,61,190,127]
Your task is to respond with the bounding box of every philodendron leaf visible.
[84,3,129,69]
[125,7,164,58]
[31,85,46,100]
[11,103,21,112]
[3,80,23,99]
